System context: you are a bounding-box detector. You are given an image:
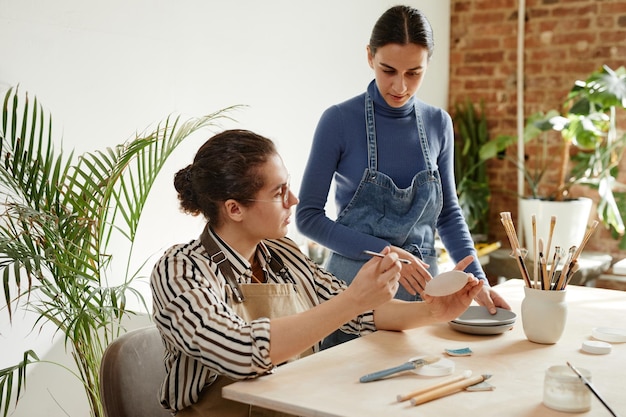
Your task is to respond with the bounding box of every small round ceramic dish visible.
[451,306,517,327]
[424,270,467,296]
[592,327,626,343]
[581,340,611,354]
[415,357,455,376]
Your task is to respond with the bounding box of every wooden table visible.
[222,280,626,416]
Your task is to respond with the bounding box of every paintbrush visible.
[555,246,576,290]
[532,215,538,289]
[538,238,546,289]
[541,255,548,290]
[500,212,522,251]
[571,220,599,262]
[515,248,532,288]
[500,212,532,287]
[363,250,411,264]
[554,221,599,290]
[545,215,556,263]
[567,362,619,417]
[549,246,561,288]
[563,261,580,288]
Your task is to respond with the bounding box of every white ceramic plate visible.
[424,270,467,296]
[592,327,626,343]
[449,321,515,335]
[451,306,517,327]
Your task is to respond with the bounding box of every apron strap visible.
[364,93,435,175]
[200,224,295,303]
[265,247,296,287]
[200,225,246,303]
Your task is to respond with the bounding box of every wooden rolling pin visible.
[397,370,472,402]
[410,373,491,406]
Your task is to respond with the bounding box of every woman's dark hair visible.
[369,5,434,59]
[174,129,277,224]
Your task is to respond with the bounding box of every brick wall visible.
[449,0,626,260]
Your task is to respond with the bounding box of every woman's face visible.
[367,43,429,108]
[242,154,298,241]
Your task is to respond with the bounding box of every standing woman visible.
[296,5,509,341]
[150,129,483,416]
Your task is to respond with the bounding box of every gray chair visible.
[99,326,172,417]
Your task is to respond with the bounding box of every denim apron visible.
[325,94,443,300]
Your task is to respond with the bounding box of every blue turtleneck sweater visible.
[296,80,486,281]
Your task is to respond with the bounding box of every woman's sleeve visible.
[266,237,377,337]
[307,247,377,335]
[296,107,390,260]
[151,249,274,379]
[435,111,487,281]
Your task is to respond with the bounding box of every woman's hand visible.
[345,247,403,310]
[452,255,475,272]
[452,254,511,314]
[422,275,484,322]
[388,245,432,296]
[449,255,511,314]
[474,286,511,314]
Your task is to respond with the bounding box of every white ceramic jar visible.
[521,286,567,344]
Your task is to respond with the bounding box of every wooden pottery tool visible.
[410,373,492,406]
[359,356,440,383]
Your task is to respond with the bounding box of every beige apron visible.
[176,228,313,417]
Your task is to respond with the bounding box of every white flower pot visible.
[519,197,593,258]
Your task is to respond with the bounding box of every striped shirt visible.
[150,228,376,412]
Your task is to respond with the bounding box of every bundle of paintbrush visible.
[499,212,598,290]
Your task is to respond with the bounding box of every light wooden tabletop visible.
[223,279,626,416]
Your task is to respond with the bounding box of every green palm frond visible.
[0,350,40,415]
[0,86,241,417]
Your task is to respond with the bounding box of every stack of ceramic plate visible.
[449,306,517,335]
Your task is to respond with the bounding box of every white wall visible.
[0,1,449,415]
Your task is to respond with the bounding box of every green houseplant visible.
[481,65,626,248]
[453,97,491,239]
[0,86,238,417]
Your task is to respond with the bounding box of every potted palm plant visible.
[480,65,626,251]
[0,86,238,417]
